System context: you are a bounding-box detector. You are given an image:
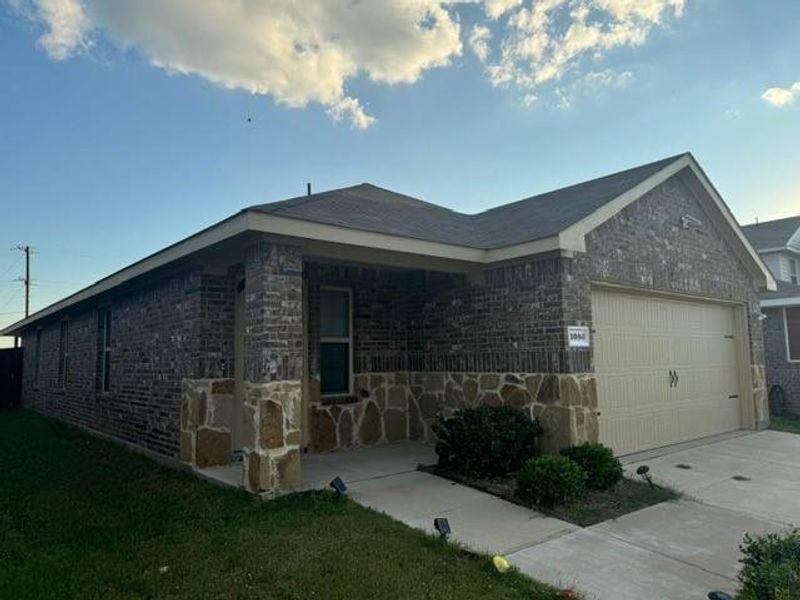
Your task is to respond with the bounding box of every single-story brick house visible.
[742,216,800,415]
[1,153,776,494]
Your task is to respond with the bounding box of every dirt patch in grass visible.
[771,415,800,435]
[420,465,681,527]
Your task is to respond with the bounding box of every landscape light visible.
[433,517,451,538]
[636,465,654,488]
[329,476,347,495]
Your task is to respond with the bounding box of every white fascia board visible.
[761,296,800,308]
[684,159,777,291]
[760,246,800,257]
[0,213,250,336]
[556,155,692,252]
[556,153,777,292]
[245,211,487,262]
[247,211,565,264]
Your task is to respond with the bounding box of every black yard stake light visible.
[708,592,733,600]
[329,476,347,496]
[636,465,654,488]
[433,518,451,539]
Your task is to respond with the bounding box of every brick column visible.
[241,241,304,494]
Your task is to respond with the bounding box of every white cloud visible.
[15,0,686,122]
[470,24,492,62]
[762,82,800,108]
[484,0,523,19]
[481,0,683,97]
[724,108,742,120]
[16,0,92,60]
[18,0,464,128]
[326,97,376,130]
[582,69,634,89]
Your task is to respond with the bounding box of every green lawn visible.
[0,410,565,600]
[771,414,800,435]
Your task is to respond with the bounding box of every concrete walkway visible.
[302,432,800,599]
[509,431,798,599]
[301,441,576,555]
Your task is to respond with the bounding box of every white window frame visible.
[319,286,353,397]
[790,258,798,285]
[785,306,800,364]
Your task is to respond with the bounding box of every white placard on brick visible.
[567,326,590,348]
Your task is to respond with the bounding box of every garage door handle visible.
[668,370,676,388]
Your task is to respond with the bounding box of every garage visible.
[592,287,744,455]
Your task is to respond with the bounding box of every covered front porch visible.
[179,236,597,495]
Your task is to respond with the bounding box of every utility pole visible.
[14,245,31,318]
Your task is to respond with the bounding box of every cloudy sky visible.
[0,0,798,338]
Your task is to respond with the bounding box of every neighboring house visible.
[742,216,800,415]
[0,153,776,495]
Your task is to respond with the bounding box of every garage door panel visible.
[592,288,742,456]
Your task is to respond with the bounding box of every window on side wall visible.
[790,259,798,285]
[319,288,351,396]
[97,307,112,393]
[58,320,69,388]
[787,307,800,362]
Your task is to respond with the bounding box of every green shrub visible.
[737,529,800,599]
[432,406,542,478]
[561,443,623,491]
[515,455,587,508]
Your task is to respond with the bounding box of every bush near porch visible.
[0,410,568,600]
[428,408,679,526]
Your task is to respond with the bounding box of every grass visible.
[0,409,566,600]
[770,414,800,435]
[422,466,681,527]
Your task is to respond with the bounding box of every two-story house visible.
[742,216,800,416]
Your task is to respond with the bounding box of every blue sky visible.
[0,0,798,341]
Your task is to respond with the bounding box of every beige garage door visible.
[592,288,742,455]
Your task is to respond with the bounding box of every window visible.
[790,259,798,285]
[34,329,42,388]
[97,308,112,392]
[58,320,69,387]
[787,307,800,362]
[319,288,351,395]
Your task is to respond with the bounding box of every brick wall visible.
[22,267,236,457]
[571,175,765,366]
[764,307,800,415]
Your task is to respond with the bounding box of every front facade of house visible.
[3,154,775,494]
[742,216,800,416]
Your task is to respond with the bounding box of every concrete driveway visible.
[508,430,799,599]
[303,432,799,599]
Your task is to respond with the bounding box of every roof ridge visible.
[474,152,688,217]
[742,214,800,228]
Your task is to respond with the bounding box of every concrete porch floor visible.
[300,441,437,490]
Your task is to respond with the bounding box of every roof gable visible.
[741,216,800,251]
[251,154,687,249]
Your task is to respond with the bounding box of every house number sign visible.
[567,326,591,348]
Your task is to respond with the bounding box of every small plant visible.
[432,406,542,477]
[516,455,587,508]
[561,443,623,491]
[737,529,800,599]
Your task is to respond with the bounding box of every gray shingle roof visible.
[742,216,800,250]
[762,281,800,301]
[251,153,687,249]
